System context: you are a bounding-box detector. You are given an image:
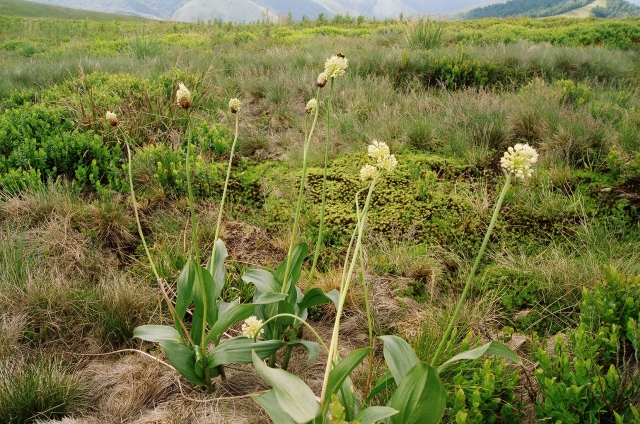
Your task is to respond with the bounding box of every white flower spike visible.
[176,83,192,109]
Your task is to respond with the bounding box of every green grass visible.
[0,0,146,21]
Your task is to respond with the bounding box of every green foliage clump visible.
[0,358,83,423]
[554,79,592,106]
[534,267,640,423]
[593,0,640,18]
[0,103,123,193]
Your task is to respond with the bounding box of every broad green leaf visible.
[194,344,206,378]
[243,269,279,293]
[326,348,371,401]
[297,287,333,312]
[365,371,395,405]
[253,390,297,424]
[437,341,521,374]
[354,406,398,424]
[159,340,205,386]
[207,239,228,299]
[191,267,218,344]
[252,350,321,423]
[207,303,255,345]
[217,298,239,317]
[175,258,196,319]
[389,362,446,424]
[380,335,420,385]
[133,325,182,344]
[274,242,308,293]
[207,338,284,367]
[254,291,288,304]
[325,289,340,309]
[337,377,356,421]
[287,340,320,365]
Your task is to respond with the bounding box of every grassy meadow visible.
[1,9,640,423]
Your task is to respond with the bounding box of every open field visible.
[1,10,640,424]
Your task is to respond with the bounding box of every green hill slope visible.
[0,0,146,20]
[465,0,640,18]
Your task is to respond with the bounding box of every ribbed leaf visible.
[254,291,288,304]
[208,338,284,367]
[253,390,297,424]
[326,348,371,400]
[365,371,395,405]
[175,258,196,319]
[380,335,420,385]
[208,239,228,300]
[274,242,308,293]
[243,269,279,293]
[389,362,446,424]
[133,325,182,344]
[252,350,321,423]
[297,287,333,312]
[287,340,320,365]
[207,303,255,345]
[354,406,398,424]
[437,341,521,374]
[159,340,204,386]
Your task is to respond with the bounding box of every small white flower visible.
[500,143,539,180]
[377,154,398,173]
[176,83,192,109]
[241,316,264,339]
[360,164,378,181]
[323,54,348,79]
[229,98,241,113]
[105,111,117,126]
[305,98,317,114]
[367,140,390,161]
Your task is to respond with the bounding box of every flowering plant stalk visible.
[241,56,349,370]
[120,91,282,393]
[430,143,538,368]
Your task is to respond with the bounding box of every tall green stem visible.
[430,173,512,368]
[123,134,194,346]
[308,79,334,286]
[281,87,321,294]
[320,174,379,405]
[207,111,240,275]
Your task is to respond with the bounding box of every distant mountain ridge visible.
[465,0,640,18]
[23,0,422,21]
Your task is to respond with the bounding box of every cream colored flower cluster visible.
[305,98,317,114]
[229,98,241,114]
[241,316,264,339]
[500,143,539,179]
[360,140,397,181]
[317,54,348,87]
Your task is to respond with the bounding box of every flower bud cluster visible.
[105,111,118,126]
[305,98,317,114]
[229,98,241,114]
[500,143,539,179]
[317,53,348,87]
[176,83,192,109]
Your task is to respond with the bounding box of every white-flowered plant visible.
[500,143,538,179]
[105,111,117,126]
[229,97,241,113]
[176,83,192,109]
[323,54,349,79]
[242,316,265,339]
[305,98,318,114]
[360,164,378,182]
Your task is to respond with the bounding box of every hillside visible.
[465,0,640,18]
[0,0,147,20]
